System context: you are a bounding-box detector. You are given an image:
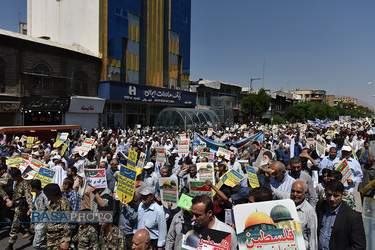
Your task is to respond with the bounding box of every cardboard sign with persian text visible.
[60,138,71,156]
[117,150,138,203]
[334,159,353,184]
[20,135,28,143]
[34,167,56,188]
[117,163,137,203]
[217,147,233,161]
[26,136,34,148]
[200,152,214,161]
[6,157,25,168]
[207,128,213,136]
[53,132,69,148]
[181,224,231,250]
[159,177,179,209]
[245,164,260,188]
[79,138,95,156]
[84,169,107,189]
[137,152,146,169]
[306,138,315,147]
[197,162,215,185]
[22,159,44,179]
[234,199,305,250]
[316,137,326,158]
[180,133,186,140]
[156,147,166,165]
[178,140,190,157]
[189,181,213,199]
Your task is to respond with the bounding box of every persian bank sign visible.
[123,82,196,105]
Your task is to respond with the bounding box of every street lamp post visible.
[249,78,262,121]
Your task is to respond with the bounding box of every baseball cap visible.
[144,162,154,169]
[140,186,156,196]
[342,145,352,152]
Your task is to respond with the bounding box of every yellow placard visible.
[26,137,34,148]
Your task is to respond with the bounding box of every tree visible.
[241,88,272,118]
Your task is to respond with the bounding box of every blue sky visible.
[1,0,375,107]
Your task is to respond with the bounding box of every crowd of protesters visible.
[0,121,373,249]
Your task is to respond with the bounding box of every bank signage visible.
[99,81,196,106]
[68,96,105,113]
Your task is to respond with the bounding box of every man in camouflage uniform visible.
[0,186,12,207]
[6,169,33,250]
[99,219,126,249]
[71,222,99,250]
[44,183,71,250]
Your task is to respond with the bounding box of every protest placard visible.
[217,147,232,160]
[189,181,212,199]
[207,128,213,136]
[216,169,245,192]
[127,149,138,168]
[158,177,179,209]
[220,133,229,142]
[181,224,231,250]
[26,136,34,148]
[6,157,25,168]
[335,159,353,184]
[117,163,137,203]
[180,133,186,140]
[20,135,28,143]
[233,199,305,250]
[316,137,326,158]
[53,132,69,148]
[178,193,193,211]
[200,152,214,161]
[245,164,260,188]
[85,169,107,189]
[156,147,166,165]
[178,140,190,157]
[79,138,95,156]
[60,138,71,156]
[137,152,146,169]
[306,138,315,147]
[196,162,215,185]
[22,159,44,179]
[34,167,56,188]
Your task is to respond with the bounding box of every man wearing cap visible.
[137,186,167,250]
[336,145,363,193]
[142,162,158,188]
[227,154,243,174]
[43,183,72,250]
[6,168,33,250]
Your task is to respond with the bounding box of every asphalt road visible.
[0,223,34,250]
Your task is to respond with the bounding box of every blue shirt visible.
[119,201,138,235]
[319,156,340,175]
[268,173,295,193]
[319,203,342,250]
[62,189,81,212]
[137,202,167,247]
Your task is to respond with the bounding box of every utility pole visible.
[249,78,262,121]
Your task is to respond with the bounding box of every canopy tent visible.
[155,108,220,131]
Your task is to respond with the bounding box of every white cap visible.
[342,146,352,152]
[144,162,154,169]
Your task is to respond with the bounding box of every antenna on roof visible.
[18,10,21,33]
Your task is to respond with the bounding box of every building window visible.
[108,66,120,81]
[33,62,52,95]
[128,13,140,27]
[127,70,139,84]
[0,57,5,93]
[73,71,88,96]
[170,31,178,42]
[115,6,128,26]
[128,40,139,55]
[170,53,178,66]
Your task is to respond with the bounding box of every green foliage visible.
[241,88,272,118]
[281,100,373,122]
[272,115,286,125]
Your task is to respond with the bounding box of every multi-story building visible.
[0,29,103,129]
[291,89,326,102]
[334,96,358,106]
[27,0,195,127]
